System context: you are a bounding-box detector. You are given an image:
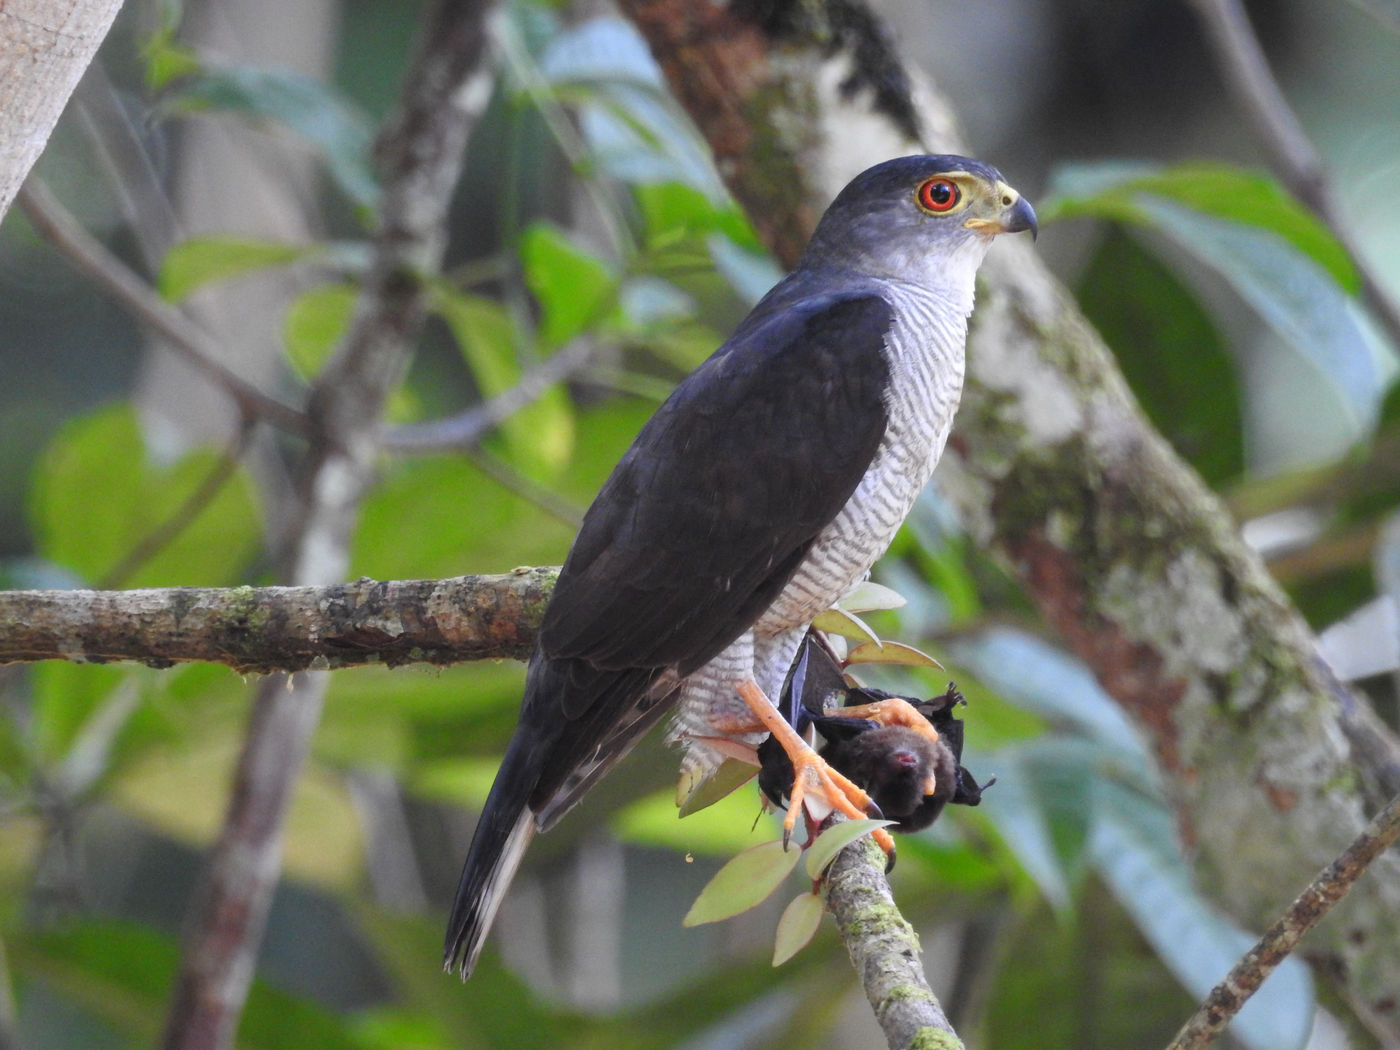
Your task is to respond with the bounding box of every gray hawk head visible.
[802,155,1037,305]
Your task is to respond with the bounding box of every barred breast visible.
[669,283,969,777]
[756,284,966,637]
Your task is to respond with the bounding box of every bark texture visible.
[616,0,1400,1038]
[0,0,122,219]
[961,242,1400,1039]
[0,570,554,672]
[824,834,965,1050]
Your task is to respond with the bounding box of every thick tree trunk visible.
[0,0,123,219]
[615,0,1400,1039]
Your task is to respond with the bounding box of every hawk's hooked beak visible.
[965,183,1038,240]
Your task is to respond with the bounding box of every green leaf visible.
[352,457,563,581]
[520,223,617,348]
[837,581,907,613]
[1044,162,1356,290]
[675,756,759,817]
[810,607,880,645]
[803,818,895,879]
[284,282,358,379]
[325,663,526,774]
[159,237,313,303]
[682,839,801,926]
[356,396,655,579]
[1042,162,1381,430]
[537,16,667,92]
[409,757,504,808]
[1093,782,1315,1050]
[538,20,725,197]
[974,738,1106,914]
[708,234,783,306]
[892,523,982,627]
[433,289,575,478]
[1076,229,1244,484]
[951,628,1148,760]
[30,405,261,587]
[844,639,944,669]
[351,1008,454,1050]
[1138,197,1380,431]
[164,66,378,208]
[616,780,771,855]
[29,662,127,767]
[140,21,201,91]
[772,892,824,966]
[283,277,416,417]
[636,182,726,243]
[30,663,247,800]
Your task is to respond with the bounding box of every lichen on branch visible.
[0,569,556,673]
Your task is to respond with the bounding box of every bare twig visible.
[0,570,555,672]
[72,63,184,272]
[823,833,964,1050]
[159,3,500,1048]
[1167,792,1400,1050]
[161,670,319,1050]
[383,336,596,452]
[1335,0,1400,37]
[1187,0,1400,351]
[492,13,634,259]
[464,446,585,526]
[16,181,311,437]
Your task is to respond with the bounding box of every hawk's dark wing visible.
[541,291,894,676]
[446,289,893,975]
[527,291,894,798]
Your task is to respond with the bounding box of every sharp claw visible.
[734,678,900,865]
[873,827,897,872]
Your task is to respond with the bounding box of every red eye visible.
[917,178,960,213]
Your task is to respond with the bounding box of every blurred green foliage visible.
[1,1,1398,1048]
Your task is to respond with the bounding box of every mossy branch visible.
[0,570,556,673]
[823,833,965,1050]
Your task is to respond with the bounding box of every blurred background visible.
[1,0,1398,1046]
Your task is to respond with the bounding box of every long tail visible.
[443,737,541,979]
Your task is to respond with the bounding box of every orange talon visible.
[824,697,942,749]
[823,698,945,799]
[735,680,897,859]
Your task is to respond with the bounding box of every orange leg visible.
[734,680,896,856]
[825,698,942,748]
[823,698,944,798]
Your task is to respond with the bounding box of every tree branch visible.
[16,181,311,437]
[824,834,965,1050]
[0,571,554,673]
[159,3,500,1047]
[1186,0,1400,352]
[1167,792,1400,1050]
[383,336,596,452]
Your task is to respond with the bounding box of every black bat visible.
[758,633,991,835]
